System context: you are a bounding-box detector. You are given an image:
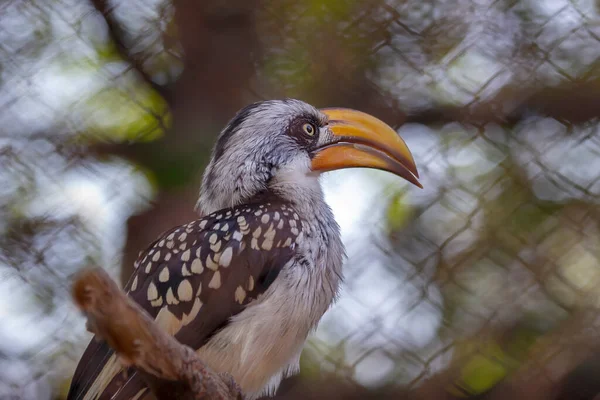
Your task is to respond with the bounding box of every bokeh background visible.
[2,0,600,399]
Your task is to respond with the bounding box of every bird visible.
[67,98,421,400]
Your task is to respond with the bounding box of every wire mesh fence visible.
[2,0,600,399]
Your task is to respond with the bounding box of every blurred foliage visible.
[83,85,169,142]
[386,192,413,232]
[257,0,379,104]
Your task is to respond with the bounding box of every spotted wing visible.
[67,202,302,400]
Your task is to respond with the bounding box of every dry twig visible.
[72,267,242,400]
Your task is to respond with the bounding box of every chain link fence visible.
[2,0,600,399]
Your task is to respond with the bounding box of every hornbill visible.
[67,99,421,400]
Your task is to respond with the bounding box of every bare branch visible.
[89,0,173,105]
[402,79,600,127]
[72,267,242,400]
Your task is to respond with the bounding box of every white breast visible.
[196,193,345,399]
[196,251,340,399]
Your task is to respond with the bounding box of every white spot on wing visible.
[191,258,204,274]
[220,247,233,267]
[206,255,218,271]
[262,238,273,251]
[177,280,193,301]
[235,286,246,304]
[262,224,276,250]
[209,271,221,289]
[145,262,153,273]
[147,281,158,300]
[159,267,170,282]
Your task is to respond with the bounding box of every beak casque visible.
[312,108,422,188]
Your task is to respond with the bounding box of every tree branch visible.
[72,267,242,400]
[402,78,600,127]
[90,0,173,105]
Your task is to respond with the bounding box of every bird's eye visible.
[302,123,315,136]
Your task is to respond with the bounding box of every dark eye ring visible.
[302,123,315,136]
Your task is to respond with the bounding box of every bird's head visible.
[197,99,421,215]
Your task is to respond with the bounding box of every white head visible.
[196,99,421,216]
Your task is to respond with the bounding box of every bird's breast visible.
[195,254,339,399]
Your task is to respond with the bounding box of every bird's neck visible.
[268,168,325,217]
[198,168,345,301]
[197,167,327,223]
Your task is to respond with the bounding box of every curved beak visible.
[312,108,422,188]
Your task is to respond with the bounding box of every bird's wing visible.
[67,201,301,400]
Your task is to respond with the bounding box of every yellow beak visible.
[312,108,422,188]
